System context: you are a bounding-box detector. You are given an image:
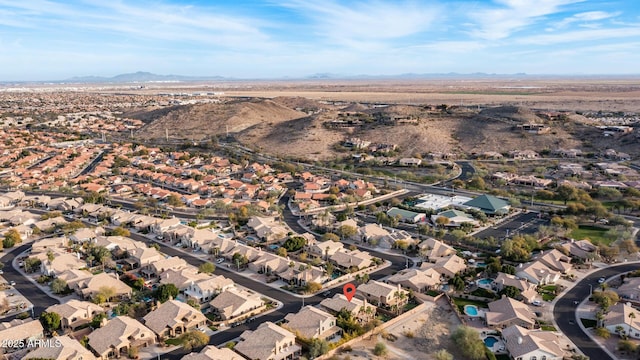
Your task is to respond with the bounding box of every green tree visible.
[434,349,454,360]
[304,281,322,294]
[2,229,21,248]
[167,194,184,207]
[373,342,388,357]
[338,225,357,239]
[322,233,340,242]
[108,226,130,237]
[51,278,68,294]
[451,325,485,360]
[39,311,61,333]
[186,298,200,310]
[308,338,329,358]
[618,339,637,353]
[467,176,486,190]
[94,286,116,304]
[499,285,521,299]
[556,184,578,205]
[155,283,179,303]
[91,313,106,328]
[24,257,42,273]
[177,331,209,351]
[276,247,288,257]
[198,262,215,274]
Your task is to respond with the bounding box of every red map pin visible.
[343,283,356,302]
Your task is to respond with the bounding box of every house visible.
[208,288,265,321]
[87,316,155,360]
[493,272,539,304]
[502,325,564,360]
[421,254,467,279]
[159,267,209,292]
[70,272,132,301]
[319,294,376,323]
[248,253,290,275]
[604,302,640,339]
[398,157,422,166]
[387,268,441,292]
[380,230,416,250]
[330,249,373,271]
[419,238,456,260]
[247,216,289,242]
[45,299,104,330]
[181,345,241,360]
[516,261,560,285]
[184,275,235,306]
[357,281,408,308]
[386,207,426,223]
[145,257,189,277]
[151,217,181,234]
[70,227,103,243]
[430,209,479,227]
[462,194,510,215]
[129,247,165,269]
[485,296,536,329]
[536,249,572,274]
[143,300,208,338]
[309,240,344,260]
[561,240,598,260]
[616,277,640,301]
[358,223,390,244]
[42,253,87,276]
[284,306,341,341]
[24,335,97,360]
[235,322,302,360]
[31,236,67,254]
[0,319,44,354]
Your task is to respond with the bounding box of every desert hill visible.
[133,99,307,141]
[131,97,638,161]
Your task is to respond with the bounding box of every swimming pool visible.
[484,336,499,347]
[464,305,479,317]
[477,278,493,286]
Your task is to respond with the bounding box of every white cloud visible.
[469,0,585,40]
[553,10,621,28]
[520,26,640,45]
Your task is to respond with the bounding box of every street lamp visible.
[588,284,593,295]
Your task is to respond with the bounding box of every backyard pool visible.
[477,278,493,286]
[484,336,499,347]
[464,305,480,317]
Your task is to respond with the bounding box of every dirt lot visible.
[335,297,464,360]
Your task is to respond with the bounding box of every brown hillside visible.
[135,99,307,140]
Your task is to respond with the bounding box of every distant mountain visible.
[304,72,532,80]
[66,71,228,83]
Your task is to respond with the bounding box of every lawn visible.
[470,288,497,299]
[165,338,181,346]
[569,225,612,245]
[540,325,557,331]
[580,318,598,328]
[538,285,558,302]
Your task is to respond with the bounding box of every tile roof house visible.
[42,252,87,276]
[516,261,560,285]
[421,254,467,279]
[387,268,441,292]
[24,335,97,360]
[536,249,572,274]
[319,294,376,323]
[208,288,265,321]
[129,247,165,268]
[463,194,510,215]
[159,267,209,291]
[184,275,235,306]
[604,302,640,339]
[616,277,640,301]
[419,238,456,260]
[284,306,342,341]
[309,240,344,260]
[70,272,132,301]
[180,345,242,360]
[485,296,536,329]
[45,299,104,331]
[235,322,302,360]
[358,223,390,243]
[0,319,44,354]
[502,325,564,360]
[247,216,289,243]
[329,248,373,271]
[493,272,539,304]
[561,239,598,260]
[431,209,479,227]
[87,316,155,360]
[143,300,208,338]
[357,281,408,308]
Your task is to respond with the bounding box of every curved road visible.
[554,263,640,360]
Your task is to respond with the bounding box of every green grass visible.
[580,318,598,328]
[165,338,181,346]
[540,325,557,331]
[569,225,612,245]
[470,288,497,299]
[541,285,557,292]
[542,293,556,301]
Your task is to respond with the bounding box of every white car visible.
[0,270,3,274]
[215,258,224,264]
[9,281,16,286]
[598,277,606,284]
[532,300,543,307]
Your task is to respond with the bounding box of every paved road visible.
[474,211,548,240]
[0,244,60,319]
[554,264,640,360]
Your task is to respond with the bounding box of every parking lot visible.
[475,211,549,240]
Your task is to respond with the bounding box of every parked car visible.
[598,277,606,284]
[532,300,543,307]
[216,258,225,264]
[9,281,16,286]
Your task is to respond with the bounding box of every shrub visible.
[373,342,388,356]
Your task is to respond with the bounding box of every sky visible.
[0,0,639,81]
